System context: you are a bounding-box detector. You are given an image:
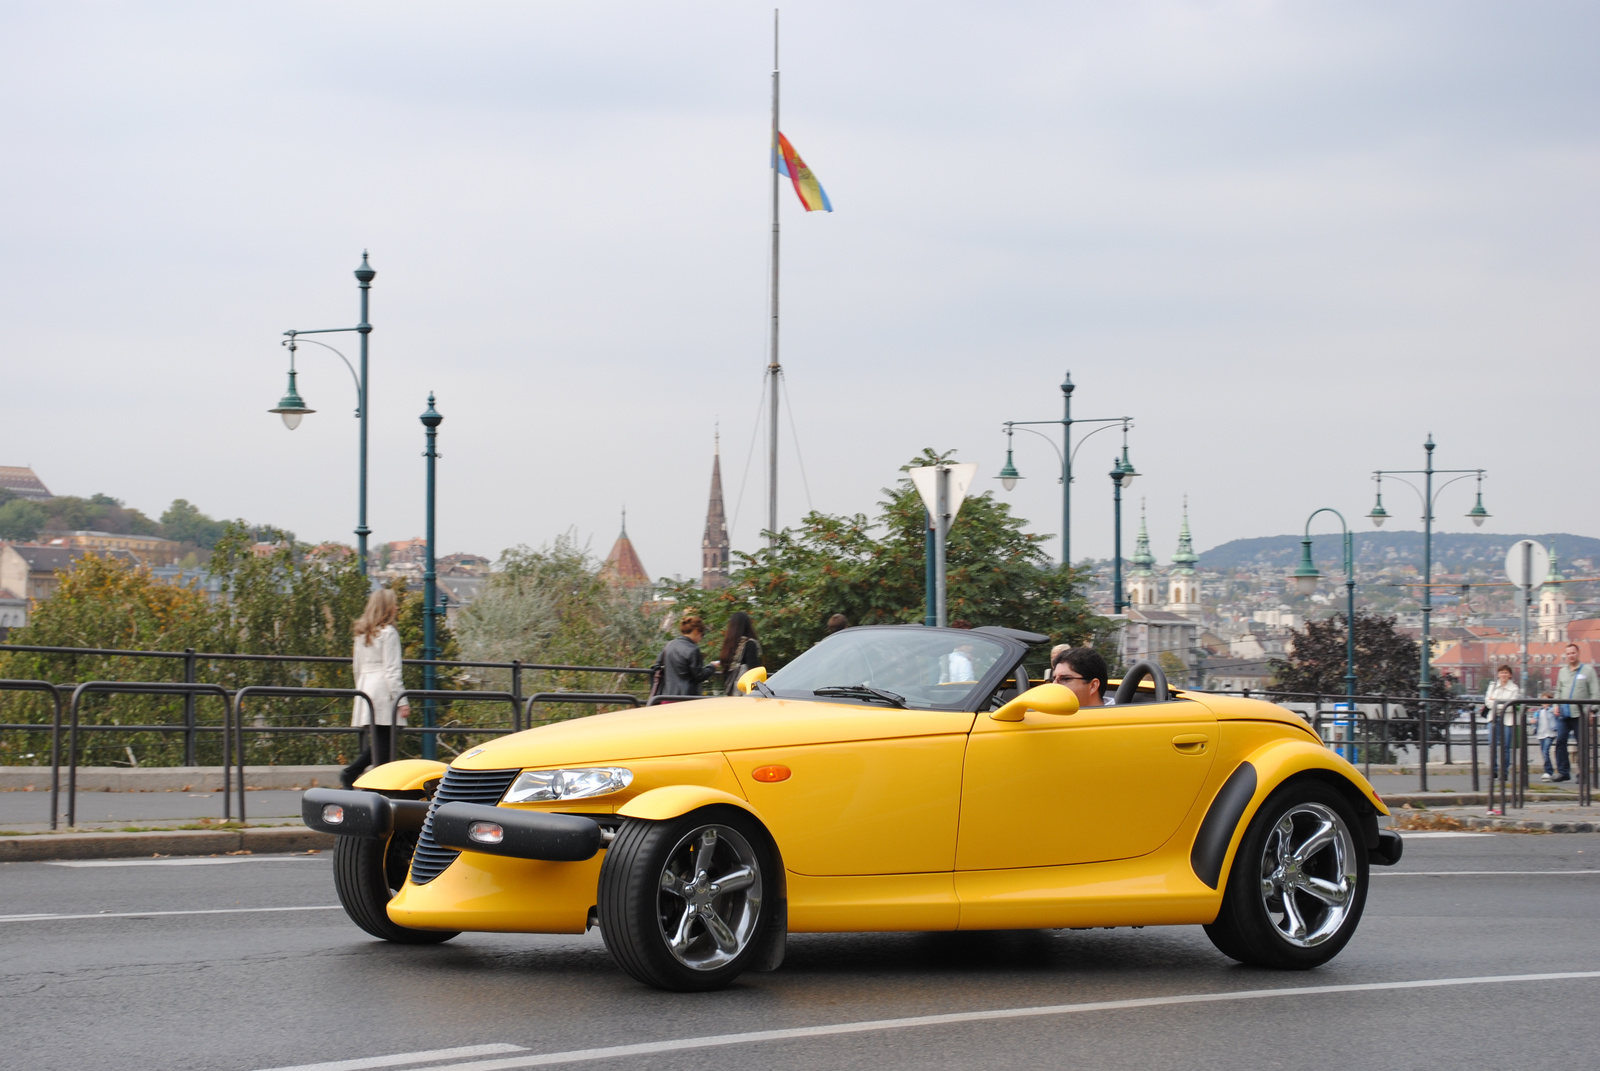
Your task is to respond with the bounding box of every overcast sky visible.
[2,2,1595,578]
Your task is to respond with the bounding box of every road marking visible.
[406,971,1600,1071]
[253,1045,529,1071]
[49,856,325,868]
[0,905,341,923]
[1378,869,1600,877]
[1395,831,1494,838]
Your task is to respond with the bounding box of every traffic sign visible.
[909,463,978,535]
[1505,539,1549,590]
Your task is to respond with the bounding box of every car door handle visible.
[1172,733,1209,754]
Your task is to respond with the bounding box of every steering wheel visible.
[1113,659,1170,705]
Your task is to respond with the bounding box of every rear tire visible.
[332,831,458,945]
[1204,780,1368,969]
[598,807,777,991]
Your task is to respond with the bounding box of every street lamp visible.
[420,393,443,761]
[1367,435,1488,702]
[996,372,1132,567]
[1291,508,1357,698]
[1108,423,1138,613]
[271,252,377,570]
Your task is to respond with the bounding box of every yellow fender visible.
[1196,739,1387,894]
[353,758,449,793]
[617,785,760,823]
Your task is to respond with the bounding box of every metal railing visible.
[1486,698,1598,813]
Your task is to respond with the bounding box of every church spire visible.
[1131,499,1155,574]
[701,428,730,588]
[1170,495,1198,573]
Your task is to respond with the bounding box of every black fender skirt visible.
[1190,762,1258,890]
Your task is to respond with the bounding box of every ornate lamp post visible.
[1367,436,1488,702]
[1290,508,1358,698]
[420,394,443,760]
[1107,425,1138,613]
[270,253,377,571]
[996,373,1132,568]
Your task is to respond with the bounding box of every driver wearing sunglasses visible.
[1050,647,1109,707]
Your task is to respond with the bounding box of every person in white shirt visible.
[1483,665,1520,782]
[341,588,410,789]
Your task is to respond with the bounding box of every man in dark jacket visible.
[661,615,720,697]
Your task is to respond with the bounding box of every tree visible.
[455,534,661,713]
[665,450,1111,670]
[1269,611,1450,697]
[160,499,229,549]
[0,498,48,541]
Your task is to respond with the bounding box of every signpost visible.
[909,463,978,628]
[1506,539,1549,694]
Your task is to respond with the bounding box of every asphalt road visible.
[6,834,1600,1071]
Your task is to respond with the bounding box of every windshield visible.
[766,627,1011,710]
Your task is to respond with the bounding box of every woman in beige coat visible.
[341,589,410,788]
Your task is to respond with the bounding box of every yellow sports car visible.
[303,625,1400,991]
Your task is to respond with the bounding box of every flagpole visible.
[767,8,781,546]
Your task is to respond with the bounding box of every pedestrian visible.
[1554,642,1598,782]
[1534,693,1559,782]
[719,611,764,694]
[1051,647,1110,707]
[659,614,720,698]
[825,613,849,636]
[1483,665,1520,781]
[341,588,409,788]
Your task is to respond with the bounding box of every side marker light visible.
[468,821,505,845]
[751,765,792,783]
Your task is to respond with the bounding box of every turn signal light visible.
[751,765,791,783]
[321,804,345,825]
[468,821,505,845]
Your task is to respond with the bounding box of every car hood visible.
[451,695,978,772]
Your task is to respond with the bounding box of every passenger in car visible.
[1050,647,1110,707]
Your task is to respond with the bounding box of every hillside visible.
[1199,531,1600,574]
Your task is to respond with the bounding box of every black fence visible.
[0,643,652,828]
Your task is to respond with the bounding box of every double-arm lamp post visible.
[1289,509,1358,698]
[269,253,376,571]
[1366,435,1488,702]
[996,373,1133,569]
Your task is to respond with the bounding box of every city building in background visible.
[0,465,52,501]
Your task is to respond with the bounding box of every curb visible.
[0,766,342,792]
[1450,816,1598,834]
[1384,793,1580,808]
[0,826,334,862]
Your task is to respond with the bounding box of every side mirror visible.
[736,666,768,695]
[991,682,1080,722]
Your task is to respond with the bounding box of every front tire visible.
[1204,780,1368,969]
[598,808,776,991]
[332,830,458,945]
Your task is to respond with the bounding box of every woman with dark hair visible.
[719,611,763,694]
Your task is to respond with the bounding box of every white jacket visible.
[1484,679,1521,725]
[352,625,407,726]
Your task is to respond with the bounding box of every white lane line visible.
[0,905,341,923]
[253,1044,528,1071]
[49,856,325,868]
[1378,869,1600,877]
[409,971,1600,1071]
[1394,831,1494,839]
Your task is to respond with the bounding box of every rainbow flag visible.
[776,132,833,212]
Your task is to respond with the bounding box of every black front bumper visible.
[1370,828,1404,867]
[301,788,605,862]
[302,788,428,839]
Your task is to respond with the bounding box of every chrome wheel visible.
[1257,801,1358,948]
[656,823,764,971]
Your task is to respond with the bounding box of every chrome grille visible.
[409,766,520,885]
